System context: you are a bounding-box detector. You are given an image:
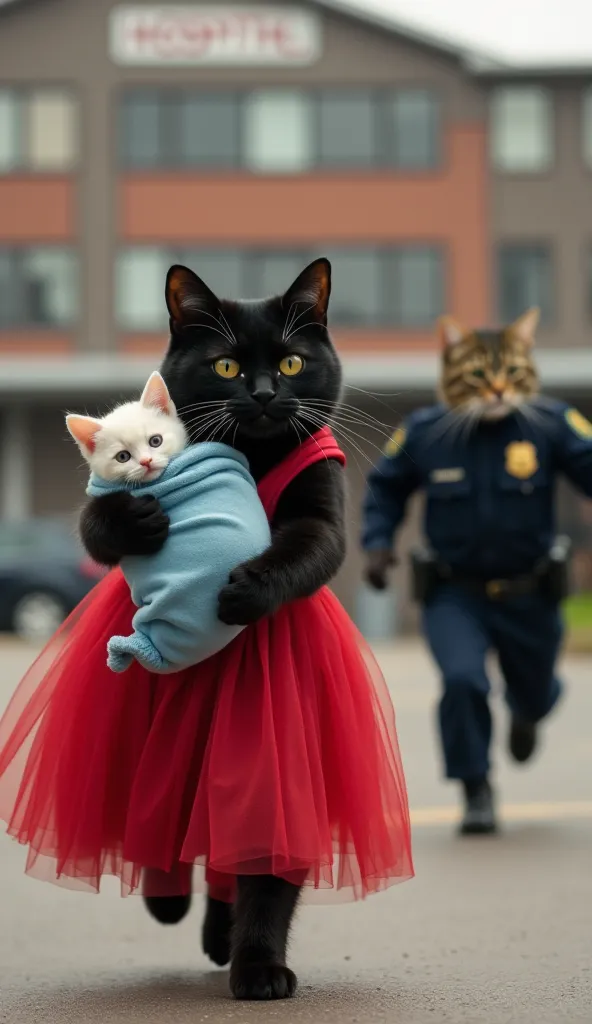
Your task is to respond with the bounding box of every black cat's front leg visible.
[229,875,301,1000]
[218,461,345,626]
[80,491,169,565]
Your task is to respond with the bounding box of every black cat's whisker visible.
[177,399,228,416]
[291,416,331,463]
[202,417,233,445]
[183,308,237,347]
[283,301,316,342]
[285,301,316,339]
[183,404,227,422]
[303,405,395,442]
[282,301,298,338]
[188,411,231,444]
[322,410,395,440]
[216,308,238,347]
[183,408,228,431]
[217,416,237,444]
[204,414,234,444]
[283,322,325,345]
[298,407,371,491]
[296,411,377,468]
[289,416,306,447]
[344,384,404,411]
[194,410,231,434]
[283,302,299,340]
[184,322,238,346]
[300,403,404,456]
[298,399,395,433]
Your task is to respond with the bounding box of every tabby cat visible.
[438,308,540,420]
[365,307,542,591]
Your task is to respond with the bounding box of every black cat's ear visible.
[165,265,219,326]
[283,258,331,325]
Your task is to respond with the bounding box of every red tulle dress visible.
[0,428,413,903]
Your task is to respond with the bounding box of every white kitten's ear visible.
[66,414,102,454]
[510,307,539,347]
[140,371,174,415]
[438,316,466,349]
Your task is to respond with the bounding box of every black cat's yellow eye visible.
[472,368,486,380]
[214,358,240,379]
[279,354,304,377]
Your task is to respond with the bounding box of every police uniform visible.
[361,401,592,784]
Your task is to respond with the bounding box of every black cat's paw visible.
[143,893,192,925]
[230,963,297,1001]
[84,491,169,563]
[202,898,232,967]
[120,493,170,556]
[218,564,276,626]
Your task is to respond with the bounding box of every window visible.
[116,248,172,330]
[490,87,552,172]
[393,248,443,326]
[0,248,78,328]
[119,88,439,172]
[244,92,313,173]
[390,91,439,169]
[0,89,77,173]
[179,95,238,168]
[27,92,77,171]
[182,250,246,299]
[324,249,382,325]
[116,247,446,330]
[319,93,376,167]
[498,245,553,323]
[120,91,163,169]
[582,88,592,168]
[251,252,309,298]
[0,92,19,172]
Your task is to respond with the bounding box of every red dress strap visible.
[257,427,345,521]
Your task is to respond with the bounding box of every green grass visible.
[563,593,592,631]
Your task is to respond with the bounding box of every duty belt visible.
[436,569,542,600]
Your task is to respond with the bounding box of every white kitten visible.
[66,372,187,483]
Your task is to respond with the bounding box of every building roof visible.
[2,0,591,73]
[0,0,517,73]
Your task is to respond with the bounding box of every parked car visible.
[0,519,107,642]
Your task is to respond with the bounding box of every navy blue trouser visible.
[423,585,563,781]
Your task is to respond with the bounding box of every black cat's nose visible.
[252,375,276,408]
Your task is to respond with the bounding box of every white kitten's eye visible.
[115,450,131,463]
[149,434,163,448]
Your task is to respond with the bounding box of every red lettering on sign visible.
[117,8,319,63]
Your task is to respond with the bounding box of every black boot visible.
[459,778,497,835]
[509,717,538,763]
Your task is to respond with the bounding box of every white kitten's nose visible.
[140,457,153,468]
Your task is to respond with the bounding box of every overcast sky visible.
[335,0,592,66]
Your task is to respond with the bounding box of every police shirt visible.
[361,400,592,577]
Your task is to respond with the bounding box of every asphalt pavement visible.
[0,637,590,1023]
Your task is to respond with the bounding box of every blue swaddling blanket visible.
[87,443,271,674]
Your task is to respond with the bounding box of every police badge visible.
[505,441,539,480]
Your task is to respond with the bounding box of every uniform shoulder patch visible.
[384,426,406,457]
[565,408,592,439]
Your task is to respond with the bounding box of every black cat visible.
[80,258,346,1001]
